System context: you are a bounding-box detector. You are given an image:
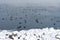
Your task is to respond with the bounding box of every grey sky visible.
[0,0,60,6]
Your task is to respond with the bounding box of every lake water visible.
[0,4,60,30]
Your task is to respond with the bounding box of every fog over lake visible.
[0,0,60,30]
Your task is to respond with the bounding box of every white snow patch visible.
[0,28,60,40]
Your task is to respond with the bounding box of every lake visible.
[0,4,60,30]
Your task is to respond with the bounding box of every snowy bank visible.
[0,28,60,40]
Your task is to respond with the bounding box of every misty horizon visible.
[0,0,60,7]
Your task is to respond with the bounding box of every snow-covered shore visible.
[0,28,60,40]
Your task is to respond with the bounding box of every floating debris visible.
[10,16,13,21]
[38,14,40,15]
[2,18,4,20]
[15,17,17,20]
[53,23,55,25]
[17,26,22,29]
[45,15,47,17]
[23,26,26,28]
[24,19,27,23]
[56,20,60,22]
[41,22,43,24]
[19,22,21,24]
[19,17,22,19]
[35,18,39,23]
[25,14,27,17]
[50,18,53,21]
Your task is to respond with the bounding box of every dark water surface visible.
[0,4,60,30]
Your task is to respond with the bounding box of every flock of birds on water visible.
[1,13,58,30]
[0,5,60,30]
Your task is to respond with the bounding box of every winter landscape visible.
[0,0,60,40]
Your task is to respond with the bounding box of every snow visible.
[0,28,60,40]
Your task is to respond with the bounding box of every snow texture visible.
[0,28,60,40]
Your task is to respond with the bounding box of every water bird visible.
[35,18,39,23]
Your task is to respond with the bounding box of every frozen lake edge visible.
[0,27,60,40]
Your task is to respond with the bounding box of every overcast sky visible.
[0,0,60,6]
